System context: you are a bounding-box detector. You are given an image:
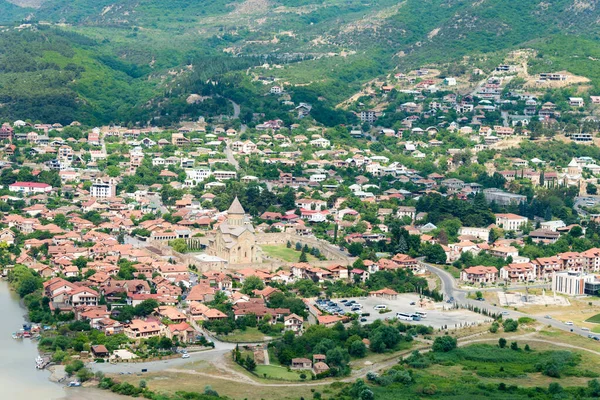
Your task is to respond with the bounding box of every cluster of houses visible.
[460,248,600,297]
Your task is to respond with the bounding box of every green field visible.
[585,314,600,324]
[254,365,305,381]
[217,327,277,343]
[261,245,317,263]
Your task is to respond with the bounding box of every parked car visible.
[360,318,367,322]
[409,302,416,305]
[544,315,552,319]
[565,321,574,326]
[182,353,190,359]
[340,299,348,303]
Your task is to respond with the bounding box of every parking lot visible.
[313,294,490,330]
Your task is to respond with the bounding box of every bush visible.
[502,319,519,332]
[517,317,535,324]
[498,338,507,348]
[432,336,457,353]
[489,322,499,333]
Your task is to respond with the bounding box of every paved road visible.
[230,100,240,119]
[423,262,598,340]
[224,144,240,171]
[89,340,236,375]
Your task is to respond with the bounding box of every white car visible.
[582,327,590,331]
[182,353,190,359]
[565,321,574,326]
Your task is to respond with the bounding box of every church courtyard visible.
[261,244,319,263]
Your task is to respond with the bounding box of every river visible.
[0,281,126,400]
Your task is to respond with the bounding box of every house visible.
[569,97,585,107]
[284,313,303,333]
[172,133,190,146]
[313,361,330,375]
[495,214,528,231]
[460,266,497,284]
[529,229,560,244]
[9,182,52,194]
[397,206,416,221]
[91,344,110,358]
[69,287,99,307]
[316,315,344,327]
[290,358,312,370]
[166,322,196,343]
[124,319,163,341]
[369,288,398,300]
[500,263,536,283]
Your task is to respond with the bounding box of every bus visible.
[414,311,427,319]
[396,312,413,321]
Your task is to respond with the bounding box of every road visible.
[574,195,600,217]
[422,262,597,339]
[230,99,240,119]
[89,336,236,375]
[224,143,240,171]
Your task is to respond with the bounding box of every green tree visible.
[241,276,265,295]
[169,239,188,253]
[299,249,308,263]
[244,355,256,371]
[498,338,507,348]
[432,335,457,352]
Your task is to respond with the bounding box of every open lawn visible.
[586,313,600,324]
[217,327,276,343]
[254,365,305,381]
[442,265,461,279]
[261,245,317,262]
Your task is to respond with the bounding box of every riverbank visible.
[0,280,125,400]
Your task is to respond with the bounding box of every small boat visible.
[23,331,31,338]
[12,332,23,339]
[35,356,45,369]
[67,381,81,387]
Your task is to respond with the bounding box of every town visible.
[2,58,600,400]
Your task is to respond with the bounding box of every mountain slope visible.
[1,0,600,125]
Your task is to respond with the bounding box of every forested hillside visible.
[1,0,600,125]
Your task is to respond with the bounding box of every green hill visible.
[1,0,600,125]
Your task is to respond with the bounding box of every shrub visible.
[502,319,519,332]
[498,338,507,348]
[517,317,535,324]
[489,322,499,333]
[432,336,457,353]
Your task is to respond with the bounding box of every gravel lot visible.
[314,294,491,330]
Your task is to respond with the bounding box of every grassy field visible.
[442,265,461,279]
[515,297,600,329]
[585,313,600,324]
[110,369,322,400]
[217,327,279,343]
[254,365,305,381]
[261,245,317,263]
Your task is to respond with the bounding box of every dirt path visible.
[160,332,600,388]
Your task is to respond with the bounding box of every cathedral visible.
[206,197,262,265]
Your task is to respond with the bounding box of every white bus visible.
[396,312,413,321]
[414,311,427,319]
